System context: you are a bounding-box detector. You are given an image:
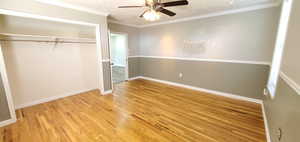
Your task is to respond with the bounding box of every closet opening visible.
[0,11,104,127]
[109,32,128,87]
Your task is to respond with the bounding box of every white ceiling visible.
[37,0,279,26]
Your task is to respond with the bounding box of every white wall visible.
[2,39,98,107]
[0,0,110,60]
[0,14,101,107]
[0,15,95,39]
[139,7,280,62]
[111,34,126,66]
[281,0,300,85]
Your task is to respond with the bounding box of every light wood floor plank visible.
[0,79,266,142]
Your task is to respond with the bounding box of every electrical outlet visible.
[179,73,183,78]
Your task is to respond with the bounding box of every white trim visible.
[35,0,109,16]
[0,9,98,27]
[261,103,272,142]
[102,59,110,62]
[128,56,271,65]
[0,33,96,41]
[128,76,142,81]
[108,29,114,90]
[111,2,280,28]
[102,90,112,95]
[95,25,105,95]
[113,64,126,67]
[280,72,300,95]
[0,43,17,126]
[0,118,16,128]
[128,56,140,58]
[267,0,293,99]
[15,88,97,109]
[130,76,263,104]
[108,20,141,28]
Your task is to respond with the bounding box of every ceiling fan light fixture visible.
[143,9,160,21]
[118,0,189,21]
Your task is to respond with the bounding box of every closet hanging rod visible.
[0,33,95,41]
[0,39,96,44]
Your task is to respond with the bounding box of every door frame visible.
[108,31,129,90]
[0,43,16,127]
[0,9,105,127]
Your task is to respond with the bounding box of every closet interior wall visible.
[0,14,99,109]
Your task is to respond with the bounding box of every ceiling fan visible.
[118,0,189,21]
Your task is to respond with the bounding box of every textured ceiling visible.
[40,0,279,25]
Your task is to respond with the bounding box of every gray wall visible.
[263,78,300,142]
[128,57,140,78]
[0,74,10,122]
[102,61,112,91]
[139,57,269,99]
[108,8,281,97]
[139,8,280,62]
[263,1,300,141]
[124,8,280,99]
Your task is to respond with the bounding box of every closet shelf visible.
[0,33,96,44]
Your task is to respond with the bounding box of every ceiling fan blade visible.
[140,10,147,18]
[158,8,176,16]
[162,0,188,7]
[118,6,145,8]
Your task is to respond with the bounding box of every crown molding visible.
[0,9,98,26]
[35,0,109,16]
[140,2,281,28]
[111,2,281,28]
[35,0,281,27]
[108,20,142,28]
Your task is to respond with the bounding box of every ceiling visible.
[37,0,280,26]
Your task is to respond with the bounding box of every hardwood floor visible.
[0,79,266,142]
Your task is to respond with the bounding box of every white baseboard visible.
[128,76,142,81]
[280,72,300,95]
[0,118,16,128]
[15,88,97,109]
[113,64,125,67]
[102,90,112,95]
[261,103,272,142]
[133,76,262,104]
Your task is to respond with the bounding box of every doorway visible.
[109,32,128,86]
[0,9,105,127]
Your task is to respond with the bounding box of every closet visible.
[0,14,101,126]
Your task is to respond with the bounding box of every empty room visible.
[0,0,299,142]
